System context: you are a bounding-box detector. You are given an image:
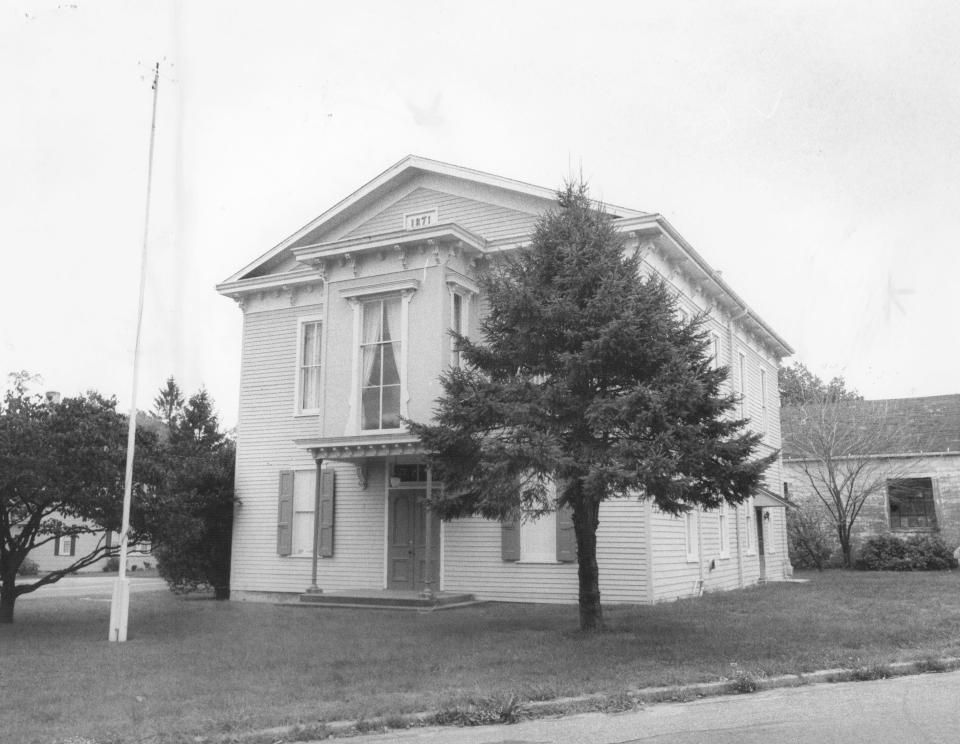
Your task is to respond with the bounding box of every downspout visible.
[727,303,748,589]
[735,502,744,588]
[695,506,705,597]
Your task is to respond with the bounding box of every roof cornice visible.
[216,267,322,297]
[617,215,794,357]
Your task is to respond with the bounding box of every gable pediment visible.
[336,186,540,245]
[221,156,648,285]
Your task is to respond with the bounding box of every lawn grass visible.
[2,570,960,743]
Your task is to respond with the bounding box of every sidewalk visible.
[338,668,960,744]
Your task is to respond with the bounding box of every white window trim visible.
[759,368,768,436]
[55,535,73,556]
[344,281,418,434]
[738,350,748,419]
[290,468,317,557]
[448,287,470,368]
[294,314,325,416]
[711,332,721,371]
[518,510,561,564]
[745,497,757,556]
[764,509,776,554]
[684,510,699,563]
[718,502,730,559]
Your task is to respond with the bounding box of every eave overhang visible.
[291,223,487,272]
[293,432,424,461]
[216,267,323,299]
[616,215,794,358]
[755,487,796,509]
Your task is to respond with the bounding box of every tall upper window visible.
[361,297,402,430]
[298,320,322,412]
[738,351,747,418]
[710,333,721,370]
[759,368,768,434]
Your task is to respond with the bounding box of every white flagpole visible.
[110,62,160,643]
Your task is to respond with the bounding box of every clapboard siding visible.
[345,187,539,243]
[226,162,793,603]
[442,499,648,604]
[233,306,307,595]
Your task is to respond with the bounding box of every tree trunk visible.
[0,570,17,624]
[572,495,603,632]
[838,524,852,568]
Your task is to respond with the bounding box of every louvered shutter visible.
[501,518,521,561]
[318,469,335,557]
[555,505,576,562]
[277,470,294,556]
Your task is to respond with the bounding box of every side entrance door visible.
[387,489,440,591]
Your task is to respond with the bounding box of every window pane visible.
[382,298,400,341]
[381,385,401,429]
[382,341,400,385]
[300,370,316,409]
[453,293,462,333]
[362,388,380,430]
[362,346,381,387]
[302,323,317,363]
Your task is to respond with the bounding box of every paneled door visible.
[387,489,440,591]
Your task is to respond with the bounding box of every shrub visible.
[787,504,837,570]
[855,534,959,571]
[102,557,120,572]
[17,558,39,576]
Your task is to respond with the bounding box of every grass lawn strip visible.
[2,570,959,744]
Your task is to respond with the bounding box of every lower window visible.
[55,535,75,557]
[888,478,937,530]
[292,469,317,555]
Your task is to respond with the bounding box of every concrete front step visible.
[294,590,478,610]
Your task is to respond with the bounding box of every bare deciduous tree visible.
[783,400,911,567]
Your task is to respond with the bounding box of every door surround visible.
[385,485,442,591]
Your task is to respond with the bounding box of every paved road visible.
[346,670,960,744]
[18,575,166,599]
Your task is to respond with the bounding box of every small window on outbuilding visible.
[888,478,937,531]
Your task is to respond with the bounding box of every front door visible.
[387,489,440,590]
[755,506,766,580]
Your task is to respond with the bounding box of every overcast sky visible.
[3,0,958,425]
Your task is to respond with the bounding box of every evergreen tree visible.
[409,183,775,631]
[153,376,184,427]
[140,381,234,599]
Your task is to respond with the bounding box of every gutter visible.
[783,451,960,463]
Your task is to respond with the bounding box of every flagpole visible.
[110,61,160,643]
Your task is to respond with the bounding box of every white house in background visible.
[217,156,794,605]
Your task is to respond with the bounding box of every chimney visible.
[44,391,61,406]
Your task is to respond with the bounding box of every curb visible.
[208,656,960,742]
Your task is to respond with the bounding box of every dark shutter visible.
[501,518,520,561]
[555,505,576,562]
[277,470,294,556]
[69,536,76,557]
[318,469,335,558]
